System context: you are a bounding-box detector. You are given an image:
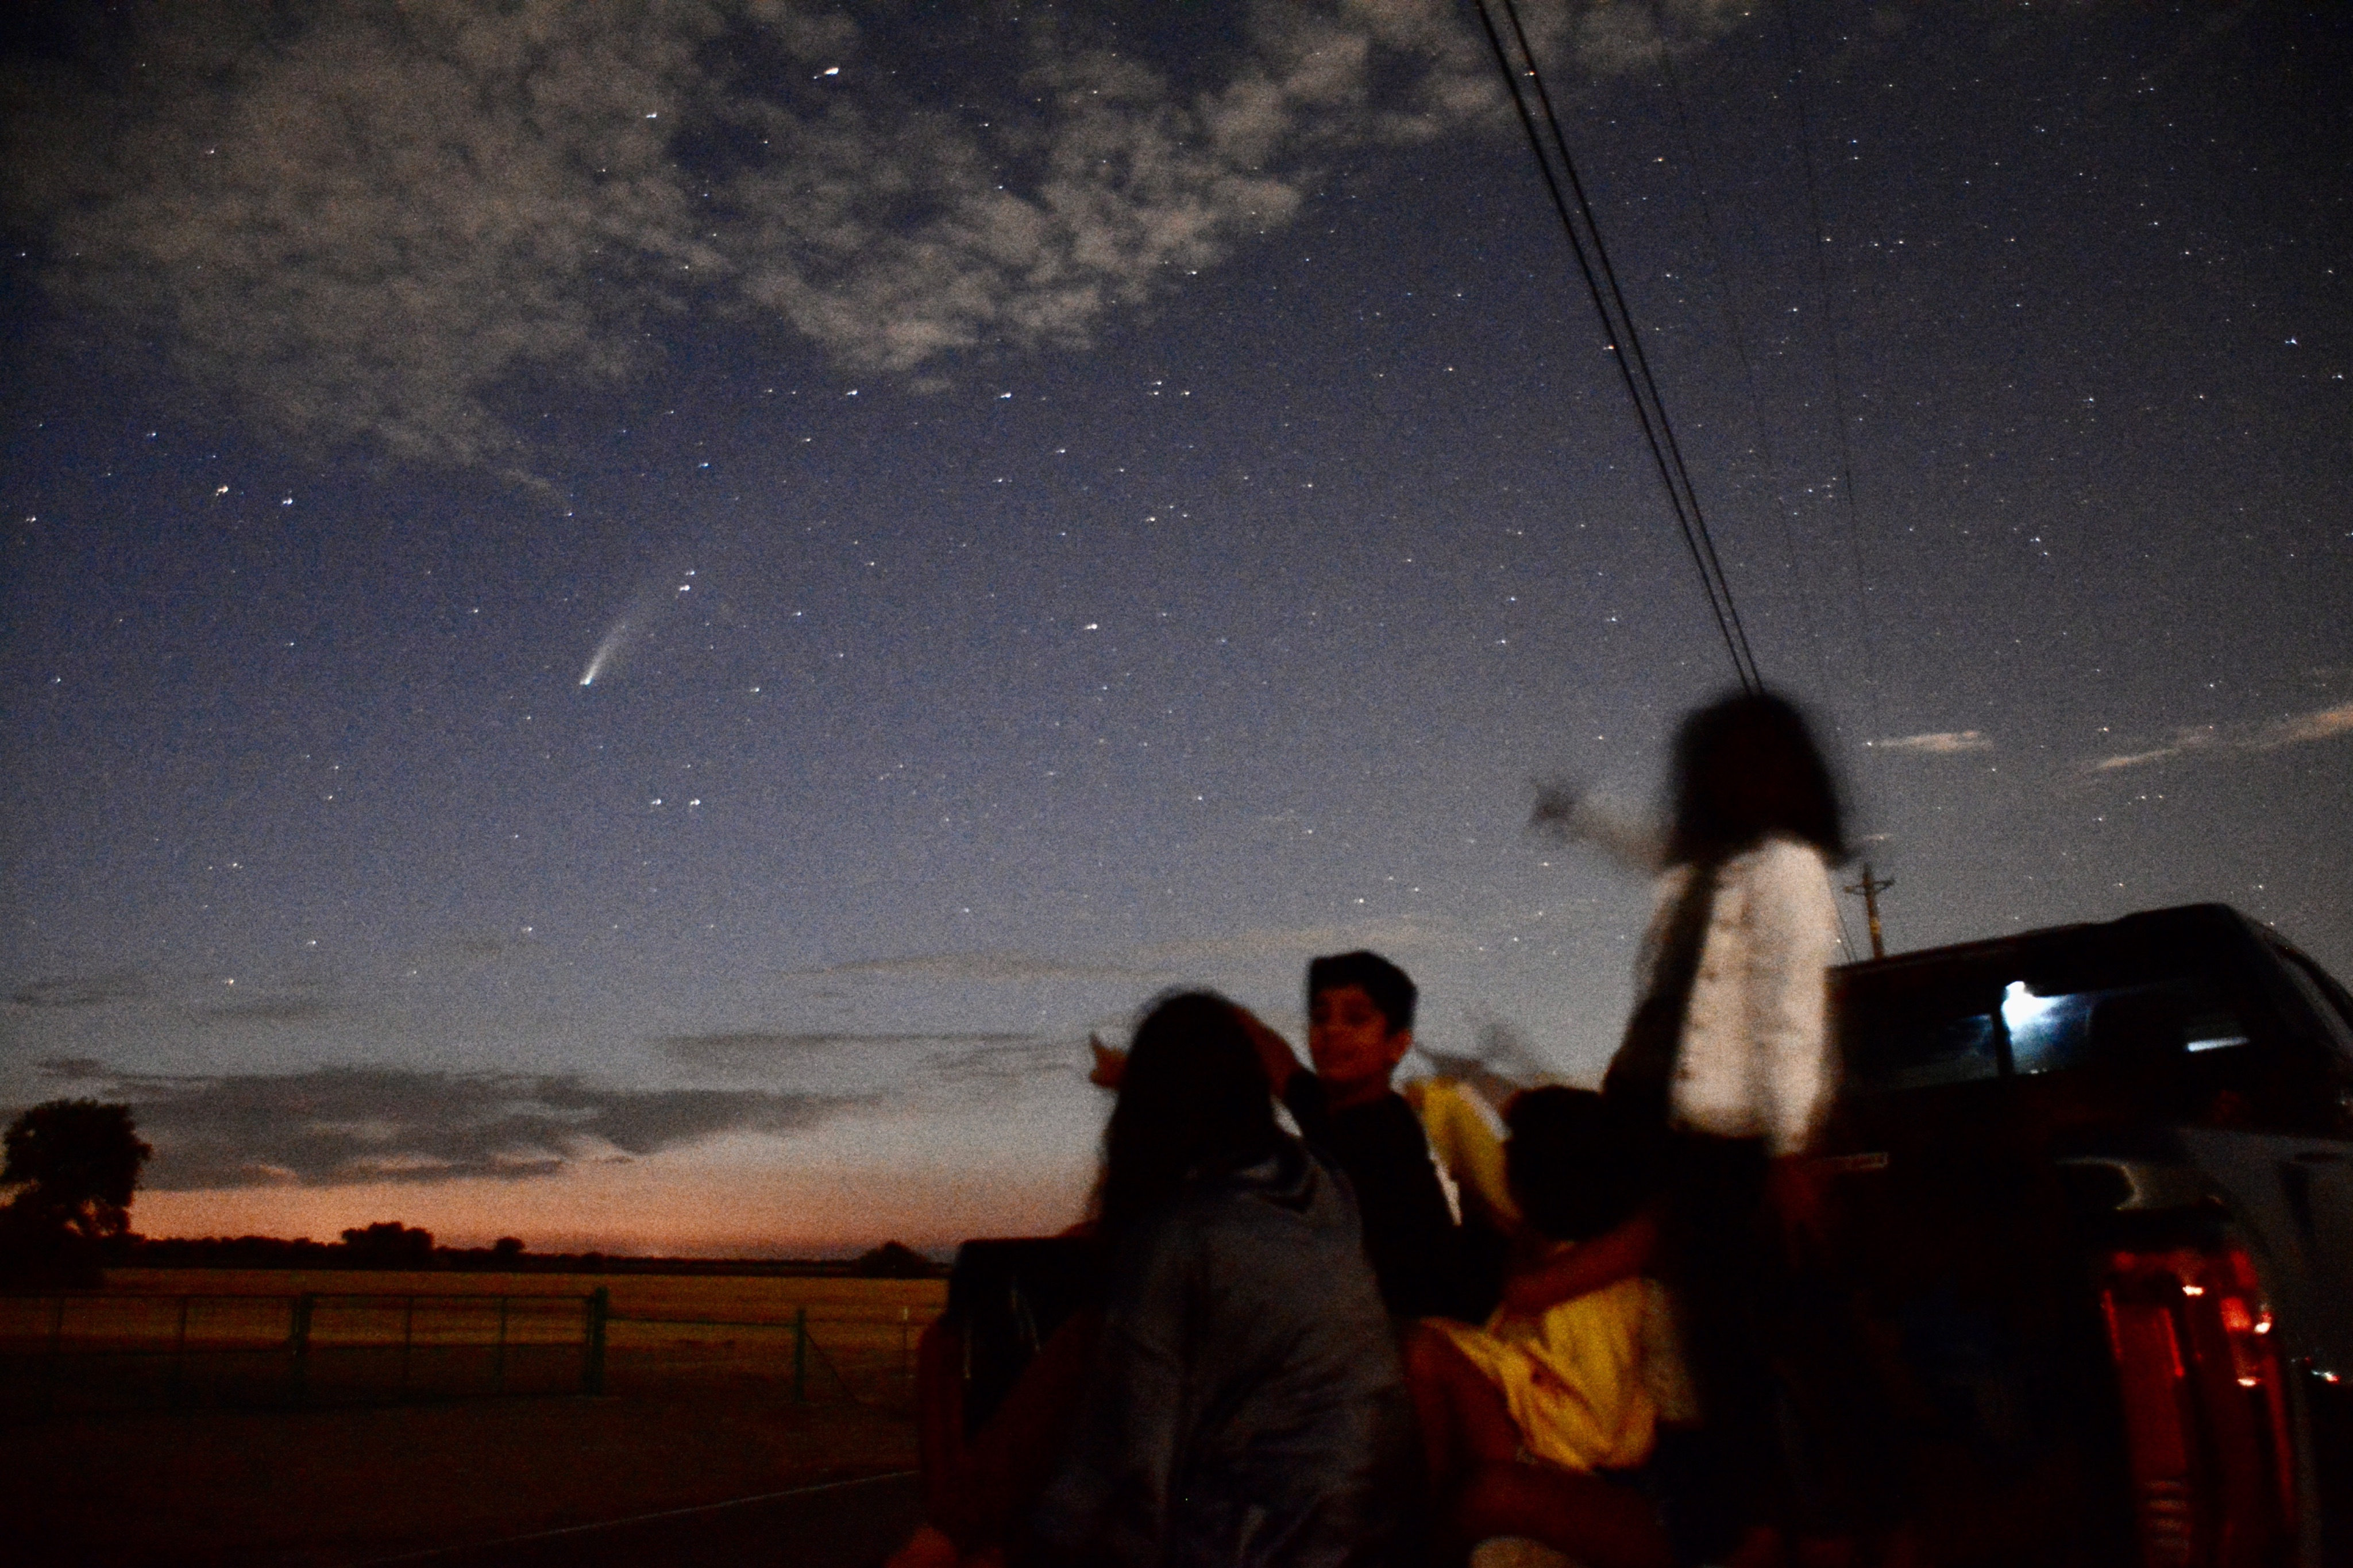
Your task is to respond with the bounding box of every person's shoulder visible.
[1736,836,1841,939]
[1198,1138,1363,1236]
[1737,834,1833,886]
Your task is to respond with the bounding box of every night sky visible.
[4,1,2348,1254]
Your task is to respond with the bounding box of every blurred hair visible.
[1503,1086,1654,1243]
[1306,950,1417,1036]
[1665,690,1847,867]
[1098,990,1281,1250]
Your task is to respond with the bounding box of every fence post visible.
[492,1296,510,1395]
[169,1296,191,1407]
[38,1295,67,1418]
[793,1306,809,1403]
[583,1288,608,1396]
[288,1295,315,1405]
[399,1296,415,1398]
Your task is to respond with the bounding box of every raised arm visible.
[1499,1206,1659,1318]
[1529,783,1666,878]
[1233,1005,1303,1098]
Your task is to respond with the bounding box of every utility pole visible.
[1843,862,1893,960]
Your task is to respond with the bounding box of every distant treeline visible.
[97,1227,948,1279]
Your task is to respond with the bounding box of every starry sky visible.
[3,1,2348,1255]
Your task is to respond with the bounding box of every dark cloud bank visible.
[37,1064,842,1190]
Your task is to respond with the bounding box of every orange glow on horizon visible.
[130,1152,1094,1257]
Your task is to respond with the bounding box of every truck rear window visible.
[1839,964,2248,1094]
[2000,977,2248,1075]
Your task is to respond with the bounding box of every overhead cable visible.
[1649,31,1839,707]
[1775,0,1887,744]
[1470,0,1761,694]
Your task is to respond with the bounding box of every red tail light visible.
[2100,1241,2296,1567]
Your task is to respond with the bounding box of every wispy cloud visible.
[660,1029,1038,1072]
[9,973,151,1009]
[200,995,340,1024]
[2090,701,2353,773]
[790,916,1450,988]
[803,953,1153,984]
[1867,731,1993,755]
[19,1065,846,1190]
[5,0,1752,470]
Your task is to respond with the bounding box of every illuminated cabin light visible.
[2000,979,2064,1035]
[2181,1283,2205,1296]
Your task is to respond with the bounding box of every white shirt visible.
[1638,836,1842,1156]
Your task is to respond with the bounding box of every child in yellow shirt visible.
[1405,1087,1679,1568]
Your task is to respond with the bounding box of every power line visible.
[1649,28,1840,708]
[1469,0,1760,695]
[1775,0,1888,746]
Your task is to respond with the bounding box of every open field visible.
[1,1269,946,1566]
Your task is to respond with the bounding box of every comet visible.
[578,618,630,686]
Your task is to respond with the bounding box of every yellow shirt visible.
[1406,1075,1680,1472]
[1403,1075,1521,1231]
[1430,1268,1658,1473]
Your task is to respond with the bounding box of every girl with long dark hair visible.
[1534,690,1850,1568]
[1031,990,1418,1568]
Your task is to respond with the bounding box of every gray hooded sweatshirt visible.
[1030,1136,1417,1568]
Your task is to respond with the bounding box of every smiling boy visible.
[1248,949,1502,1322]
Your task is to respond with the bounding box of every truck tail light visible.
[2100,1241,2296,1568]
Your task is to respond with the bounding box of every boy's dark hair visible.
[1504,1086,1654,1243]
[1305,951,1417,1036]
[1666,690,1847,868]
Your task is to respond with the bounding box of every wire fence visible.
[0,1289,939,1420]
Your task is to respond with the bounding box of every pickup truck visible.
[1824,901,2353,1567]
[929,902,2353,1566]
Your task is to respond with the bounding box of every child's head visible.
[1306,951,1416,1102]
[1100,990,1280,1246]
[1503,1087,1653,1243]
[1666,689,1846,866]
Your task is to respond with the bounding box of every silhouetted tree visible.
[0,1100,152,1287]
[491,1236,526,1264]
[339,1221,437,1268]
[852,1240,939,1278]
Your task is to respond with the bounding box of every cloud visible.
[29,1065,846,1189]
[803,952,1154,984]
[790,916,1448,989]
[200,996,339,1024]
[2090,701,2353,773]
[2267,702,2353,748]
[9,973,151,1009]
[5,0,1751,469]
[1129,916,1448,968]
[660,1029,1038,1072]
[927,1037,1089,1087]
[1867,731,1993,755]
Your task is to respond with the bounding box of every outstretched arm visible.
[1529,783,1665,877]
[1087,1033,1125,1090]
[1233,1005,1303,1098]
[1499,1207,1658,1317]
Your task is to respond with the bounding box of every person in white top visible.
[1534,690,1850,1568]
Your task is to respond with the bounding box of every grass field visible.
[1,1268,947,1566]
